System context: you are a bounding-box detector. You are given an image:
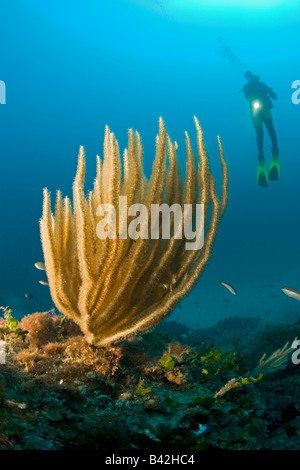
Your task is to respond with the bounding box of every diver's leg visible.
[251,115,264,160]
[256,127,264,160]
[252,113,269,185]
[264,113,280,180]
[264,116,279,155]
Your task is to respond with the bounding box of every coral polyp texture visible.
[40,117,228,346]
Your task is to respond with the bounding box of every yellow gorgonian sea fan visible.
[40,117,228,346]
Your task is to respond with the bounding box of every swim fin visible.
[268,154,280,181]
[257,161,269,187]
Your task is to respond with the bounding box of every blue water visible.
[1,0,300,328]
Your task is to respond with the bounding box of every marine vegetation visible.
[0,310,299,450]
[40,117,228,346]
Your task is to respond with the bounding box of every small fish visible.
[220,281,236,296]
[35,261,45,270]
[281,287,300,301]
[25,292,33,299]
[195,301,200,308]
[39,280,49,286]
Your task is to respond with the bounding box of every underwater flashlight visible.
[252,100,262,112]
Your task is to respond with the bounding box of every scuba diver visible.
[243,71,280,187]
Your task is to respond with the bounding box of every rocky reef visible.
[0,310,300,450]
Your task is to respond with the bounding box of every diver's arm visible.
[261,82,277,100]
[242,84,251,100]
[267,86,277,100]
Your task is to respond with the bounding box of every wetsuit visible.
[243,80,279,161]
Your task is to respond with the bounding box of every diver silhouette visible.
[243,71,280,186]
